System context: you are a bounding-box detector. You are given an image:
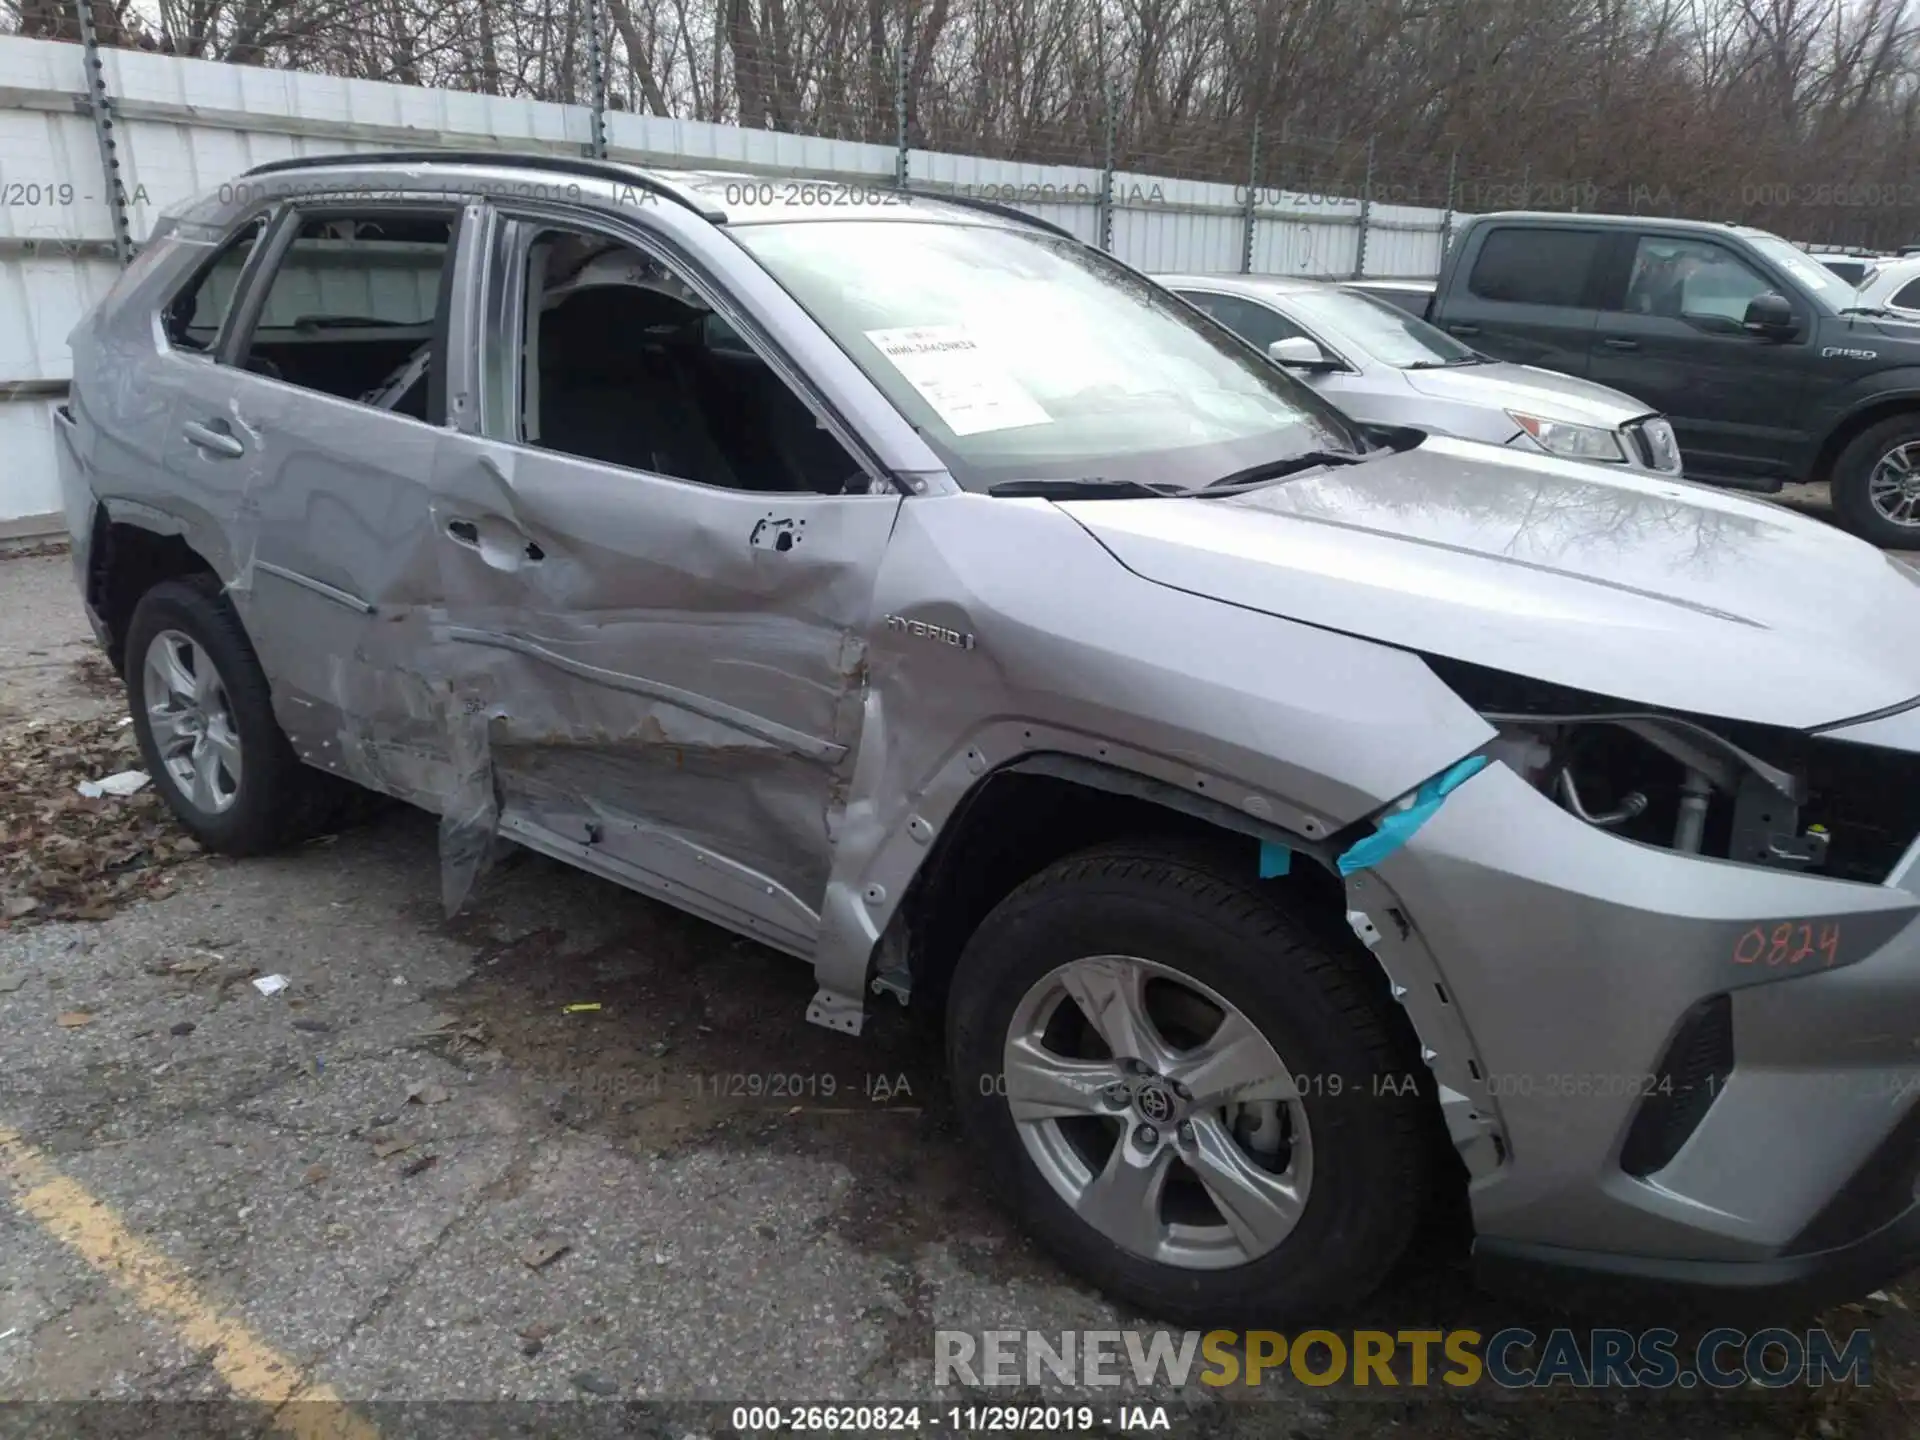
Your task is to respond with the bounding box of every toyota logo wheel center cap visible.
[1134,1079,1176,1125]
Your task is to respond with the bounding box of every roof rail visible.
[900,185,1080,243]
[240,150,726,223]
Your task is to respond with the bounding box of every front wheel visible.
[946,842,1431,1325]
[1832,416,1920,549]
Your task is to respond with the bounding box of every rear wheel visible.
[1832,415,1920,549]
[125,575,363,854]
[947,841,1430,1325]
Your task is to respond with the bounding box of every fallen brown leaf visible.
[519,1240,571,1270]
[55,1011,93,1028]
[0,711,210,928]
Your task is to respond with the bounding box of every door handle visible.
[1602,337,1640,351]
[1446,323,1480,337]
[446,516,544,566]
[182,419,244,458]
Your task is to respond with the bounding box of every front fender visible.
[1810,369,1920,454]
[808,491,1494,1022]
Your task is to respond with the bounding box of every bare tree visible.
[10,0,1920,245]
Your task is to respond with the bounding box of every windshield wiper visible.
[1200,450,1372,492]
[987,449,1378,501]
[986,477,1186,500]
[1406,355,1488,368]
[1840,305,1905,319]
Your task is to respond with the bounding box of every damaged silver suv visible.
[59,153,1920,1325]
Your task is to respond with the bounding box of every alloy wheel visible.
[142,628,243,815]
[1868,441,1920,528]
[1002,954,1312,1270]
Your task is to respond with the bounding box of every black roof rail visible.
[240,150,727,223]
[900,185,1081,243]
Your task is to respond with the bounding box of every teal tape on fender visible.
[1335,753,1490,877]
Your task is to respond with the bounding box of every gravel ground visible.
[1,509,1918,1437]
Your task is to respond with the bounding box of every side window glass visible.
[163,216,266,353]
[1467,228,1602,307]
[513,226,865,495]
[1892,278,1920,310]
[702,312,754,355]
[235,213,452,409]
[1620,238,1770,330]
[1180,293,1305,351]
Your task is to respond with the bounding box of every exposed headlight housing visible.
[1423,652,1920,884]
[1507,410,1627,464]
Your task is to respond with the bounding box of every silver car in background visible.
[1854,256,1920,321]
[1158,274,1686,476]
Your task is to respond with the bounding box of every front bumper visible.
[1364,760,1920,1306]
[1475,1138,1920,1319]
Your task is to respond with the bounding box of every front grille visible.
[1620,994,1734,1177]
[1627,417,1684,473]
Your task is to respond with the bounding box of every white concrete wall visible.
[0,34,1465,528]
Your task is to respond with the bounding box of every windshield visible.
[1745,234,1857,310]
[1283,288,1477,368]
[731,219,1360,491]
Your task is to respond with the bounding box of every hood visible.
[1062,434,1920,730]
[1401,361,1650,428]
[1839,312,1920,341]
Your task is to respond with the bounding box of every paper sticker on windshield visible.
[864,326,1051,436]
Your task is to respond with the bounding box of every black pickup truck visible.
[1401,211,1920,547]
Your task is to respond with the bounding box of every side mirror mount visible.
[1268,335,1337,370]
[1742,291,1796,338]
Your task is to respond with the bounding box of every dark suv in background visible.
[1423,212,1920,547]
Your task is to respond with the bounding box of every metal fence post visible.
[585,0,608,158]
[73,0,133,267]
[1098,87,1116,251]
[1439,149,1458,263]
[894,39,909,187]
[1354,135,1375,279]
[1240,118,1260,274]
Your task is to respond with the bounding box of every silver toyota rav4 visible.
[57,153,1920,1325]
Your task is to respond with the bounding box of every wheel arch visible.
[877,750,1505,1194]
[888,752,1349,1018]
[1809,388,1920,488]
[88,507,222,672]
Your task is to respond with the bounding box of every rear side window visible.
[232,212,453,418]
[163,216,267,352]
[1894,278,1920,310]
[1466,228,1602,307]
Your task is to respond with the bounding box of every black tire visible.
[947,841,1430,1326]
[1832,414,1920,549]
[124,574,362,854]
